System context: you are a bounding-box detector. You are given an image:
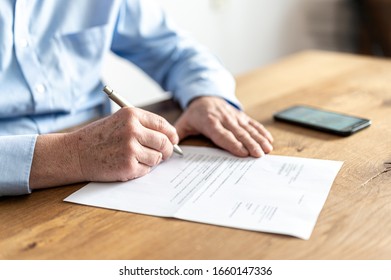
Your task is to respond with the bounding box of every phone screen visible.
[273,105,371,135]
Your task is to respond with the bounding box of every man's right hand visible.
[29,107,179,189]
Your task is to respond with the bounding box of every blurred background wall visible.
[102,0,359,108]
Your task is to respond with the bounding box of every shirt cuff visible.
[175,77,241,110]
[0,135,37,196]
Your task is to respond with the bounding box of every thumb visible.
[175,114,198,140]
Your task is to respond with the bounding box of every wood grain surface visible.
[1,50,391,259]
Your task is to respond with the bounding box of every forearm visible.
[29,107,179,190]
[29,133,84,190]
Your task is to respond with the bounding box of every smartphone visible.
[273,105,371,136]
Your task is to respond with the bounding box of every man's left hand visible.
[175,96,273,157]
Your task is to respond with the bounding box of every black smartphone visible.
[273,105,371,136]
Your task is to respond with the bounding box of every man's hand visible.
[175,96,273,157]
[29,107,179,189]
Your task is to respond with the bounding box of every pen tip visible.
[174,145,184,156]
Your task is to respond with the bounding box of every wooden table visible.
[1,51,391,259]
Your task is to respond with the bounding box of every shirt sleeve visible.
[110,0,240,109]
[0,135,37,197]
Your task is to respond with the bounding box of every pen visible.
[103,85,184,156]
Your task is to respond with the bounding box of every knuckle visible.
[206,113,219,127]
[226,119,238,129]
[252,121,265,130]
[156,117,166,131]
[258,123,265,129]
[236,130,249,140]
[256,125,266,133]
[125,158,137,170]
[231,142,247,156]
[256,135,271,146]
[122,118,138,134]
[249,144,260,153]
[159,136,169,151]
[258,137,269,144]
[125,107,137,116]
[121,107,137,120]
[224,114,236,126]
[247,127,260,138]
[220,113,230,123]
[126,141,139,156]
[239,119,252,129]
[232,142,243,152]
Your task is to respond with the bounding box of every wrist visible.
[29,133,85,189]
[187,96,241,110]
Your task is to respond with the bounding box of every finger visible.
[222,118,265,157]
[249,119,274,143]
[204,119,249,157]
[133,142,163,167]
[137,128,173,160]
[238,119,273,154]
[175,114,197,141]
[119,158,151,181]
[137,109,179,145]
[130,160,152,180]
[175,114,192,140]
[231,126,265,157]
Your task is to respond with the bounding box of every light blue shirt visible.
[0,0,237,196]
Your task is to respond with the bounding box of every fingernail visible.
[158,153,163,163]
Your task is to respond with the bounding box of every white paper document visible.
[65,146,343,239]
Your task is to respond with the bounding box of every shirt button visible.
[20,38,29,48]
[35,84,46,94]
